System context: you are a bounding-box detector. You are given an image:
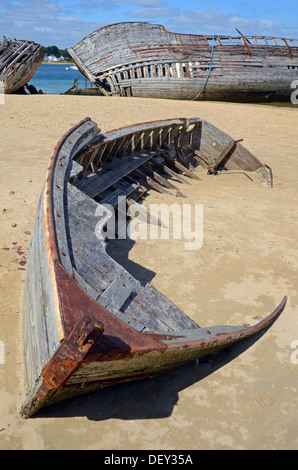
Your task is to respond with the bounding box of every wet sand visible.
[0,95,297,450]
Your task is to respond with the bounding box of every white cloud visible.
[0,1,296,49]
[129,7,178,19]
[165,8,285,37]
[100,0,165,9]
[0,0,101,47]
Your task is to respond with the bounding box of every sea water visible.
[28,63,88,95]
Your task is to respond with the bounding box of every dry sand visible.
[0,94,297,450]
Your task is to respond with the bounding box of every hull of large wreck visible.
[0,38,43,94]
[21,116,287,418]
[68,22,298,101]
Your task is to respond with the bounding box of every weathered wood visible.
[69,159,84,181]
[99,183,139,206]
[73,268,100,300]
[68,22,298,101]
[133,168,175,195]
[77,150,163,198]
[0,37,43,93]
[23,193,60,392]
[21,116,286,418]
[160,324,245,343]
[142,162,185,196]
[209,139,244,173]
[97,279,133,315]
[124,283,199,333]
[152,158,191,185]
[53,120,99,276]
[162,152,201,180]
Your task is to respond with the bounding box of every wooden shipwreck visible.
[21,116,287,418]
[68,22,298,101]
[0,37,43,94]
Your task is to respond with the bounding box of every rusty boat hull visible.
[0,37,43,94]
[68,22,298,101]
[21,117,287,418]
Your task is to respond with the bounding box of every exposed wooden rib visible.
[141,162,186,197]
[77,150,163,198]
[152,157,191,185]
[133,168,175,196]
[176,147,197,172]
[162,152,201,180]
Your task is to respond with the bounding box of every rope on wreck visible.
[191,34,217,101]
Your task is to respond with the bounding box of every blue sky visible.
[0,0,297,48]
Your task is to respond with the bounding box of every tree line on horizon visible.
[42,45,73,61]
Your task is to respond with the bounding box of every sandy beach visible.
[0,94,297,450]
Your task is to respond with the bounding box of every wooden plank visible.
[23,193,60,391]
[67,182,112,245]
[73,268,100,300]
[68,47,96,83]
[67,183,140,294]
[113,311,151,332]
[52,120,99,275]
[77,150,161,198]
[160,325,244,343]
[97,279,133,315]
[85,120,185,166]
[69,159,83,181]
[99,182,139,206]
[123,283,199,333]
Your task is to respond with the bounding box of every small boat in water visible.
[21,116,287,418]
[0,37,43,94]
[68,22,298,101]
